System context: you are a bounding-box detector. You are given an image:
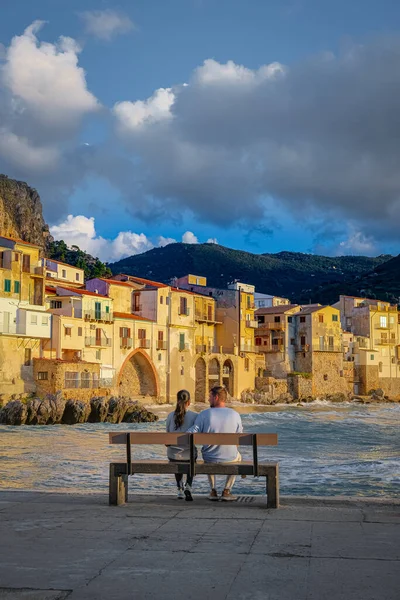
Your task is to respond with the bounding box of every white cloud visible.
[336,231,377,256]
[182,231,198,244]
[113,88,175,132]
[158,235,177,247]
[80,9,134,41]
[3,21,98,129]
[206,238,218,244]
[0,129,59,171]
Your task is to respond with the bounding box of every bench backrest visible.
[109,432,278,477]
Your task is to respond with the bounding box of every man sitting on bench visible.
[188,385,243,502]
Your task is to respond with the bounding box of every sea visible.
[0,403,399,498]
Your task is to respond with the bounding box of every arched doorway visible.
[222,359,234,396]
[208,358,220,393]
[195,357,207,403]
[118,349,159,399]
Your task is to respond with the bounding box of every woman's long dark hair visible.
[174,389,190,429]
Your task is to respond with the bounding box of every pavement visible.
[0,491,399,600]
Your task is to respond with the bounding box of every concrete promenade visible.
[0,491,399,600]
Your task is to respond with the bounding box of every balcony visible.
[64,375,115,389]
[374,338,395,346]
[22,263,44,276]
[245,319,259,329]
[312,344,342,352]
[49,306,82,319]
[85,336,112,347]
[120,337,133,349]
[195,311,218,323]
[138,339,150,349]
[240,345,261,354]
[84,310,113,322]
[375,323,389,330]
[256,321,285,331]
[157,340,167,350]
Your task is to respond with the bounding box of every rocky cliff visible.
[0,174,53,251]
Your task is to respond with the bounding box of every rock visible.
[62,399,91,425]
[123,401,159,423]
[89,397,109,423]
[301,396,314,403]
[325,393,347,403]
[278,393,294,404]
[45,392,66,424]
[105,396,128,424]
[0,400,27,425]
[25,393,65,425]
[370,388,385,401]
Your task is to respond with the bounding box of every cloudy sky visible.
[1,0,400,262]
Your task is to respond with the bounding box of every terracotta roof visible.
[44,258,84,270]
[298,305,327,315]
[46,276,84,286]
[255,304,299,315]
[113,311,154,322]
[112,274,168,288]
[0,235,40,248]
[98,278,135,288]
[56,286,109,298]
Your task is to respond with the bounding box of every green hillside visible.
[110,243,392,302]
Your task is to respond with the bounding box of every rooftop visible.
[255,304,299,315]
[113,311,154,322]
[55,286,109,299]
[0,234,40,248]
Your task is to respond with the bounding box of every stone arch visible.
[208,357,221,393]
[222,359,234,396]
[117,349,159,399]
[195,357,207,403]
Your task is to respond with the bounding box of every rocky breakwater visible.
[0,394,158,426]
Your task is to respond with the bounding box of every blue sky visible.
[1,0,400,261]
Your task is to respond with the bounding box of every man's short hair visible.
[210,385,227,404]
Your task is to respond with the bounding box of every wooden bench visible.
[109,432,279,508]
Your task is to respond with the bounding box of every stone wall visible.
[355,364,380,395]
[375,377,400,399]
[311,352,347,397]
[287,374,313,399]
[118,352,158,400]
[255,377,288,396]
[33,358,101,400]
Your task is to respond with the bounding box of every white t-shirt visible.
[166,410,197,460]
[188,407,243,462]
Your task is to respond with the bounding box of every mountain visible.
[0,175,53,251]
[110,243,393,302]
[0,175,111,280]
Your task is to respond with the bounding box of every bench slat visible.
[109,432,278,446]
[110,460,278,476]
[109,432,190,445]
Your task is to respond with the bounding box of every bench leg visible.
[109,464,129,506]
[266,465,279,509]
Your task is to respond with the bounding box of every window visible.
[62,269,67,278]
[120,327,130,338]
[78,327,83,336]
[319,314,324,323]
[274,316,281,323]
[133,293,141,311]
[4,279,11,292]
[24,348,31,366]
[65,372,79,388]
[332,314,338,322]
[255,337,262,346]
[166,296,170,305]
[81,371,91,388]
[179,333,185,351]
[105,305,110,314]
[290,338,295,345]
[328,336,334,349]
[208,305,213,321]
[300,316,306,323]
[288,317,292,323]
[93,373,99,388]
[323,374,328,381]
[94,301,101,320]
[14,281,20,294]
[370,354,375,361]
[14,253,19,262]
[380,316,387,328]
[37,371,48,381]
[96,350,101,360]
[379,362,383,373]
[65,327,72,336]
[301,336,306,346]
[180,366,185,376]
[138,328,146,339]
[389,316,395,324]
[42,316,48,326]
[244,357,250,371]
[76,273,80,281]
[158,353,162,361]
[50,300,62,309]
[22,254,30,273]
[247,296,251,309]
[31,315,38,325]
[180,296,188,315]
[160,296,164,304]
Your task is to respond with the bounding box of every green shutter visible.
[179,333,185,351]
[14,281,20,294]
[4,280,11,292]
[105,305,110,313]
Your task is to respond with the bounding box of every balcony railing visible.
[313,344,342,352]
[85,336,112,347]
[64,376,115,389]
[245,319,259,329]
[138,339,150,349]
[178,307,191,316]
[157,340,167,350]
[262,345,285,353]
[120,337,133,349]
[195,312,216,322]
[84,310,113,322]
[22,263,44,276]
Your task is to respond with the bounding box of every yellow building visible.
[335,296,400,397]
[40,258,84,288]
[0,236,49,395]
[293,305,348,396]
[255,305,301,377]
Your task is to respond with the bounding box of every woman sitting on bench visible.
[166,390,197,501]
